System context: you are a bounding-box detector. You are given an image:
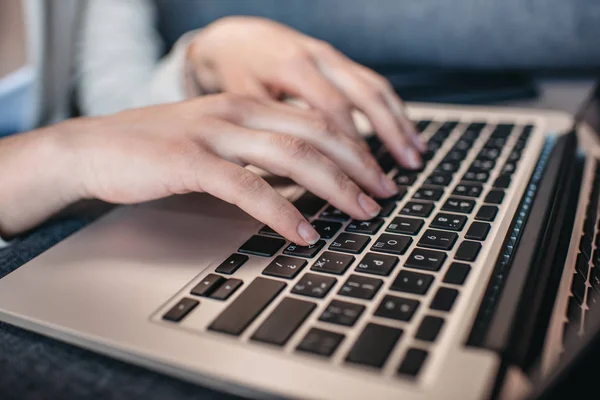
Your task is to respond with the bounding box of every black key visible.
[398,348,429,377]
[571,273,586,305]
[311,251,355,275]
[452,182,483,198]
[438,120,459,133]
[416,120,432,132]
[393,186,408,201]
[443,262,471,285]
[311,220,342,239]
[346,323,403,368]
[435,161,460,174]
[375,295,420,322]
[418,229,458,250]
[443,149,467,162]
[462,170,489,183]
[465,222,491,241]
[493,174,512,189]
[491,124,514,138]
[587,286,599,309]
[320,206,350,221]
[391,270,434,295]
[346,218,385,235]
[463,122,486,137]
[210,279,243,300]
[366,135,383,153]
[319,300,365,326]
[478,147,501,160]
[379,152,396,173]
[208,277,286,335]
[163,298,199,322]
[263,256,307,279]
[442,197,476,214]
[259,225,282,237]
[330,233,370,254]
[591,267,600,292]
[191,274,225,297]
[239,235,286,257]
[283,240,326,258]
[455,241,482,261]
[567,296,581,324]
[486,137,507,149]
[580,235,592,260]
[387,217,424,235]
[413,187,444,201]
[215,254,249,275]
[576,253,590,279]
[475,205,498,221]
[485,190,505,205]
[470,159,495,172]
[297,328,345,357]
[415,316,444,342]
[400,201,434,217]
[292,273,337,298]
[371,233,413,255]
[356,253,399,276]
[405,248,447,271]
[395,173,419,186]
[293,192,327,217]
[502,162,517,174]
[251,297,316,346]
[507,150,521,162]
[338,274,383,299]
[430,213,467,231]
[453,139,471,151]
[425,172,453,186]
[377,200,397,218]
[430,287,459,312]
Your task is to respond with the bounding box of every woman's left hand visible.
[186,16,425,170]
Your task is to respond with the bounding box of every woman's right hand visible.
[56,94,399,245]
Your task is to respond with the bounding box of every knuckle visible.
[307,111,338,136]
[273,135,315,161]
[215,93,255,121]
[233,169,266,198]
[286,46,312,65]
[333,169,352,192]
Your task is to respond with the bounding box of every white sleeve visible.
[77,0,200,116]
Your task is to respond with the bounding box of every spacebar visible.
[208,277,286,336]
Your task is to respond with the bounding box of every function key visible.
[371,233,413,255]
[251,297,316,346]
[452,182,483,198]
[462,171,489,183]
[163,298,199,322]
[395,173,419,186]
[291,273,337,299]
[418,229,458,250]
[338,274,383,300]
[346,218,385,235]
[475,205,498,221]
[390,270,434,295]
[400,201,434,217]
[239,235,286,257]
[454,241,482,261]
[387,217,424,236]
[210,279,244,301]
[375,295,420,322]
[413,187,444,201]
[191,274,225,297]
[442,197,476,214]
[283,240,325,258]
[311,220,342,239]
[443,262,471,285]
[296,328,345,357]
[377,199,397,218]
[293,192,327,217]
[397,348,429,377]
[465,222,491,241]
[346,323,403,368]
[320,206,350,221]
[430,213,467,231]
[493,174,512,189]
[330,233,371,254]
[415,316,444,342]
[425,172,453,186]
[485,189,505,205]
[319,299,365,326]
[259,225,282,237]
[311,251,355,275]
[356,253,399,276]
[263,256,307,279]
[430,287,459,312]
[215,254,249,275]
[405,248,447,271]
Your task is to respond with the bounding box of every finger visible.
[214,99,398,198]
[219,68,272,99]
[205,126,382,219]
[192,153,320,246]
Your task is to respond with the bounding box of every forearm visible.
[0,122,83,238]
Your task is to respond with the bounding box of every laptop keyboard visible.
[159,120,534,379]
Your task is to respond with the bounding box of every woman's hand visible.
[16,94,398,245]
[186,16,425,170]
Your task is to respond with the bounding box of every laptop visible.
[0,81,599,400]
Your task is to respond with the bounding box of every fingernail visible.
[404,148,423,170]
[358,192,381,218]
[297,221,320,245]
[415,136,428,153]
[381,174,399,196]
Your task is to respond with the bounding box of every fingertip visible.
[297,220,320,245]
[400,147,423,170]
